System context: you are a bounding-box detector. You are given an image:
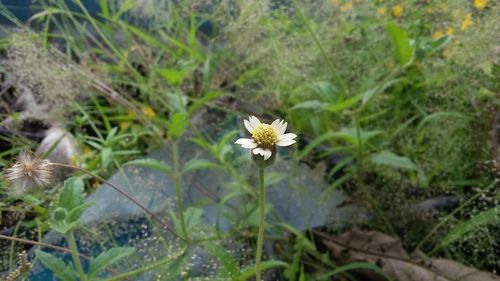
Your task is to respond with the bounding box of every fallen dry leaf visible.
[314,229,499,281]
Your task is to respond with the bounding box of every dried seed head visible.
[4,153,54,192]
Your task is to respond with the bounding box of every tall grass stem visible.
[172,140,189,241]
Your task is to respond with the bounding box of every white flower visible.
[235,116,297,160]
[4,153,54,192]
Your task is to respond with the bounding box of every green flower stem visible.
[172,140,188,241]
[256,167,265,281]
[66,232,87,281]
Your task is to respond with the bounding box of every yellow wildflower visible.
[340,1,353,12]
[446,27,454,35]
[474,0,489,10]
[377,7,386,16]
[392,5,403,18]
[426,7,434,14]
[461,13,473,31]
[141,105,157,118]
[432,31,445,40]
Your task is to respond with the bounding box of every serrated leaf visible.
[58,177,85,211]
[125,158,172,174]
[370,150,417,170]
[50,220,78,234]
[36,250,77,281]
[203,242,239,278]
[88,247,135,279]
[182,159,219,174]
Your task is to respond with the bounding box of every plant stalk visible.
[66,232,87,281]
[172,140,188,241]
[256,167,265,281]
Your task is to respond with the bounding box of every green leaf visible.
[325,95,362,113]
[441,207,500,247]
[58,177,85,211]
[387,21,415,67]
[370,150,417,170]
[427,35,452,57]
[67,203,92,223]
[168,112,188,140]
[101,147,112,167]
[280,223,317,253]
[50,220,78,234]
[203,242,239,278]
[125,158,172,174]
[236,260,288,281]
[182,159,220,174]
[88,247,135,279]
[154,68,189,85]
[35,250,77,281]
[185,207,204,230]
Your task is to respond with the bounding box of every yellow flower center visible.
[252,124,278,148]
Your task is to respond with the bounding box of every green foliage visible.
[88,247,135,279]
[440,207,500,248]
[370,150,417,171]
[386,22,415,67]
[168,112,188,140]
[124,158,172,174]
[50,177,89,234]
[0,0,498,278]
[35,250,78,281]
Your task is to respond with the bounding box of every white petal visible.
[235,138,258,148]
[244,120,254,133]
[271,119,281,130]
[278,133,297,141]
[263,149,272,160]
[252,147,265,156]
[249,116,261,128]
[242,141,257,148]
[278,121,287,134]
[277,139,296,146]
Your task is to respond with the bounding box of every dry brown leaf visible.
[315,229,500,281]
